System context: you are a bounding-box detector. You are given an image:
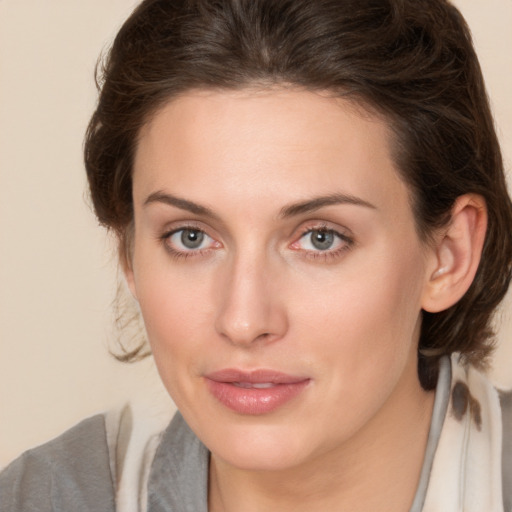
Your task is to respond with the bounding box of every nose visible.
[214,253,288,347]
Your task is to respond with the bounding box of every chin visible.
[206,421,317,472]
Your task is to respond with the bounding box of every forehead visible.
[133,88,409,215]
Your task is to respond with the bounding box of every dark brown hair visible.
[84,0,512,389]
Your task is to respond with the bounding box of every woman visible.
[1,0,512,511]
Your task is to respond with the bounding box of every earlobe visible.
[422,194,487,313]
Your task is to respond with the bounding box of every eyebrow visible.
[143,190,376,219]
[144,191,220,220]
[279,193,376,218]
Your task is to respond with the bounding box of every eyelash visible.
[291,225,354,262]
[160,225,219,260]
[159,224,354,262]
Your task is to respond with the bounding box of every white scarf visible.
[422,353,504,511]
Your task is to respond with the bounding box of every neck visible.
[208,362,435,512]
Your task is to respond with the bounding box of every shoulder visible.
[0,414,115,512]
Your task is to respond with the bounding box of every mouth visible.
[232,382,277,389]
[204,369,310,415]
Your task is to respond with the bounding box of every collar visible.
[148,412,209,512]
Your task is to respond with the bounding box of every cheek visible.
[130,246,215,381]
[136,271,213,348]
[302,247,423,328]
[290,242,427,379]
[289,253,425,432]
[134,269,214,412]
[133,236,214,326]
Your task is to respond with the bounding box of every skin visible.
[126,88,443,511]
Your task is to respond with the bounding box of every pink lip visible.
[205,369,310,415]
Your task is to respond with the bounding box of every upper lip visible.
[205,368,309,384]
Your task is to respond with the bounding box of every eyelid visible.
[289,221,355,260]
[158,218,217,242]
[291,220,353,243]
[291,228,352,249]
[160,223,222,258]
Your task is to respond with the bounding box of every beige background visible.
[1,0,511,468]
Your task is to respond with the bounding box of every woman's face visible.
[128,89,436,471]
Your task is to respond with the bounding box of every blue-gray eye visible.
[310,230,335,250]
[169,228,211,251]
[180,229,204,249]
[298,229,346,252]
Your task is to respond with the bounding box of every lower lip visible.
[205,379,310,415]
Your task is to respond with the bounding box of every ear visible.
[421,194,487,313]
